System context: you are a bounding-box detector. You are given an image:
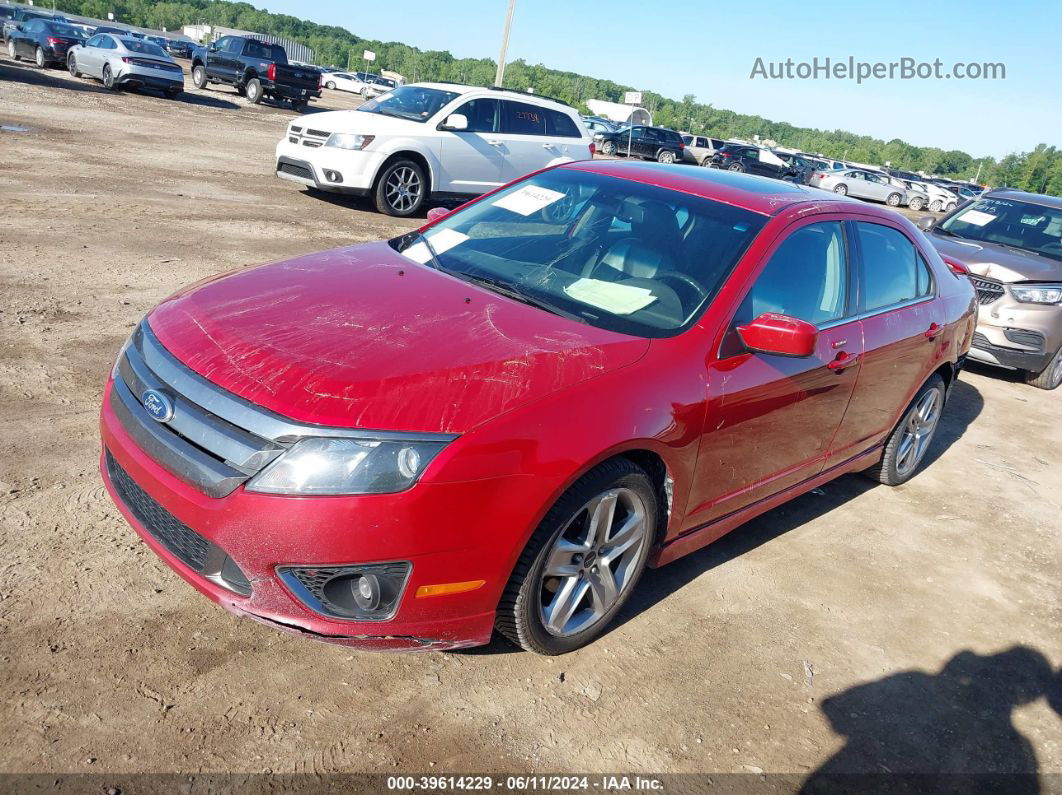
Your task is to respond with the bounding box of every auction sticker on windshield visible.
[402,229,469,263]
[493,185,567,216]
[564,278,658,314]
[957,209,996,226]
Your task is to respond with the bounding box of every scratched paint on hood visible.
[148,242,650,434]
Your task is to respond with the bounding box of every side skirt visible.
[650,445,883,567]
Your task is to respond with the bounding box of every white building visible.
[586,99,651,125]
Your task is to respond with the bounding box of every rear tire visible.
[325,80,335,89]
[373,158,426,217]
[291,99,308,113]
[657,150,676,164]
[164,87,182,99]
[102,63,115,90]
[495,458,656,655]
[864,374,946,486]
[191,64,207,89]
[1024,345,1062,390]
[886,192,902,207]
[728,162,745,172]
[35,46,46,68]
[245,77,263,104]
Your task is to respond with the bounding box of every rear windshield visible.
[47,22,82,37]
[390,168,766,337]
[938,198,1062,262]
[124,40,167,57]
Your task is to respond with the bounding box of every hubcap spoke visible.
[586,566,618,617]
[585,491,619,548]
[543,577,589,635]
[600,512,644,563]
[544,539,587,578]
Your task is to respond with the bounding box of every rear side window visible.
[544,108,581,138]
[455,98,500,133]
[503,101,545,135]
[855,222,928,310]
[735,222,848,326]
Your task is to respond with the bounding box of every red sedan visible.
[99,162,976,654]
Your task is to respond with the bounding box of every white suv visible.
[275,82,595,216]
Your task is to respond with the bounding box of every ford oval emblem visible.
[141,389,175,423]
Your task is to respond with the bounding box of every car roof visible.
[560,160,868,216]
[982,189,1062,210]
[413,82,574,110]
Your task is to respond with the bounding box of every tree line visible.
[50,0,1062,195]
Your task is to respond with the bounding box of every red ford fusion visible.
[100,162,975,654]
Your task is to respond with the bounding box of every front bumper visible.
[99,385,521,651]
[969,298,1061,373]
[274,138,386,193]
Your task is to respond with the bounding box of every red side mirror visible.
[941,255,969,275]
[737,313,818,357]
[426,206,450,224]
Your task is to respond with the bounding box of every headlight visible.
[245,437,448,495]
[325,133,375,150]
[1010,284,1062,304]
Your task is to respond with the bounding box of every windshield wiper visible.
[461,273,585,322]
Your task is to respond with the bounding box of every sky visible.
[261,0,1061,159]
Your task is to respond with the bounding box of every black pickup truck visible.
[190,36,320,111]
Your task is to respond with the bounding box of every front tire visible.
[909,197,925,211]
[834,183,848,196]
[191,64,207,89]
[164,87,182,99]
[8,39,19,60]
[245,77,263,104]
[495,459,656,655]
[864,374,946,486]
[945,202,957,212]
[373,159,426,217]
[35,46,46,68]
[929,199,943,212]
[68,53,80,77]
[1024,345,1062,390]
[601,140,617,156]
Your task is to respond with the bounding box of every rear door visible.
[829,220,944,459]
[497,99,552,180]
[436,96,506,194]
[690,218,863,523]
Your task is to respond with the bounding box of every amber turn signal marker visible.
[415,580,486,598]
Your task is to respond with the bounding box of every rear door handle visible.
[488,140,504,148]
[542,143,556,149]
[924,323,944,339]
[827,351,861,371]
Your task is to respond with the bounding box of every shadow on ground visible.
[801,647,1062,793]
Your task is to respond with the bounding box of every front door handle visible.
[542,143,556,149]
[924,323,944,339]
[827,351,861,371]
[487,140,504,148]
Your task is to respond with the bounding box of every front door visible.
[437,97,506,194]
[829,220,944,460]
[687,219,863,526]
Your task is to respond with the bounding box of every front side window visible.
[734,222,848,328]
[455,98,499,133]
[359,85,460,123]
[855,222,925,310]
[390,168,765,337]
[503,101,546,135]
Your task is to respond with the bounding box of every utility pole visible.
[494,0,516,87]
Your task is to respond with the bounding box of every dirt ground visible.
[1,55,1060,783]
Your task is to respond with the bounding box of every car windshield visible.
[389,168,766,337]
[938,198,1062,262]
[359,85,460,122]
[124,40,167,56]
[48,23,82,36]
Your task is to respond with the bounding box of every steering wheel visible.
[654,270,707,301]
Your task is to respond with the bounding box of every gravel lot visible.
[1,55,1060,782]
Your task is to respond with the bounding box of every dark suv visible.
[595,125,685,164]
[710,144,799,181]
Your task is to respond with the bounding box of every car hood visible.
[294,109,428,136]
[147,242,650,434]
[929,234,1062,282]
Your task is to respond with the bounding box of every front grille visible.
[106,451,251,596]
[969,275,1005,305]
[306,129,329,138]
[278,161,313,180]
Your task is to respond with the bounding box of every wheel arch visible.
[373,149,434,196]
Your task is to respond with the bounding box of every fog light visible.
[277,562,410,621]
[351,573,381,611]
[324,169,343,183]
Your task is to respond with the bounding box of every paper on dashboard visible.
[492,185,567,216]
[563,278,658,315]
[401,229,469,264]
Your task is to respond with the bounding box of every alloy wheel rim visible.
[896,388,942,476]
[8,40,13,57]
[36,48,44,66]
[385,167,422,212]
[538,487,648,638]
[1049,350,1062,386]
